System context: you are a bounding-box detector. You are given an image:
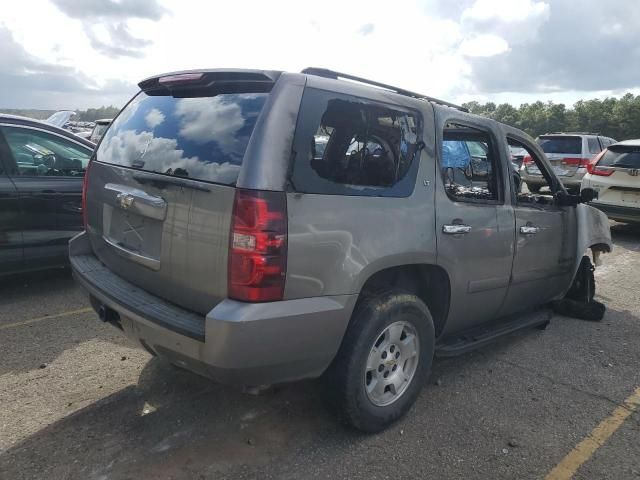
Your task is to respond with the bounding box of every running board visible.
[435,309,552,357]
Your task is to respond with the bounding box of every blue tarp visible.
[442,141,471,169]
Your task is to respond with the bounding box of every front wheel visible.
[323,290,435,432]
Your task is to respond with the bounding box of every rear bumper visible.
[589,202,640,224]
[69,232,356,386]
[522,172,583,188]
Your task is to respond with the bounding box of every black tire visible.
[322,289,435,432]
[528,184,541,193]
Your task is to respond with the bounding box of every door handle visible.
[520,225,540,235]
[443,224,472,235]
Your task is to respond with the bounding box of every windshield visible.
[96,92,268,185]
[598,146,640,169]
[537,136,582,154]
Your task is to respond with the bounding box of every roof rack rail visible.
[545,131,600,136]
[301,67,469,112]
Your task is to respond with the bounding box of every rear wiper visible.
[132,172,211,192]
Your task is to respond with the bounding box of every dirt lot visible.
[1,223,639,480]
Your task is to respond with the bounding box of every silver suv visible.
[70,68,612,432]
[521,132,617,193]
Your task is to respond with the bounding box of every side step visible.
[435,308,552,357]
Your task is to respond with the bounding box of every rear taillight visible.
[523,154,533,165]
[562,157,590,167]
[586,150,613,176]
[228,189,287,302]
[81,160,92,228]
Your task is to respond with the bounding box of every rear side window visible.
[96,91,268,185]
[587,137,602,154]
[598,145,640,169]
[537,136,581,154]
[290,88,421,197]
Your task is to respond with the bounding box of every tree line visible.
[1,106,121,122]
[462,93,640,141]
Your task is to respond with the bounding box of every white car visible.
[581,139,640,223]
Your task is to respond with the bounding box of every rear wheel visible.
[323,290,435,432]
[528,184,541,193]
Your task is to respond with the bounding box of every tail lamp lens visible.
[586,150,613,176]
[228,189,287,302]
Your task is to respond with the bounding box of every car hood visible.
[45,110,76,127]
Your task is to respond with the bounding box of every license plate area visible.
[622,191,640,204]
[102,204,163,270]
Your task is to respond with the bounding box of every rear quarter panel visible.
[284,99,437,299]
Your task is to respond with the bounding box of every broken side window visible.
[441,123,501,203]
[290,88,422,197]
[509,138,556,207]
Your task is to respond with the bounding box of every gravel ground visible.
[1,223,639,480]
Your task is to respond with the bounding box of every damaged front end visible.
[554,203,612,321]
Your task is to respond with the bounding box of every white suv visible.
[582,139,640,224]
[522,133,616,193]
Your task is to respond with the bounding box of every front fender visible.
[564,204,612,296]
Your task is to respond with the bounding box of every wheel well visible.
[590,242,611,253]
[358,264,451,337]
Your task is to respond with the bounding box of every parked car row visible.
[521,132,617,193]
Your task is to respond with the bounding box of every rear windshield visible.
[96,91,268,185]
[537,136,582,154]
[598,145,640,169]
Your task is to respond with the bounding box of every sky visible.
[1,0,639,110]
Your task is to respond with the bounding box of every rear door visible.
[0,125,91,263]
[537,135,587,179]
[435,119,515,334]
[0,135,22,272]
[86,81,270,314]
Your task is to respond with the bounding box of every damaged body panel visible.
[70,67,614,432]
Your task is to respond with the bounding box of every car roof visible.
[610,139,640,147]
[0,113,95,150]
[539,132,598,137]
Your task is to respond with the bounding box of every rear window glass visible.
[96,92,267,185]
[598,146,640,169]
[537,136,582,154]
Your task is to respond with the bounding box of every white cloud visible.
[175,97,245,152]
[462,0,549,23]
[145,108,165,128]
[1,0,639,109]
[459,34,510,57]
[98,129,240,183]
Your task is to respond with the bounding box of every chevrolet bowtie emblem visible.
[117,193,135,210]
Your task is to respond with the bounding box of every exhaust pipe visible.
[97,304,120,324]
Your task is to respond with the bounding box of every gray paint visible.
[70,68,613,386]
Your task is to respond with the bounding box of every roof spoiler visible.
[138,69,282,95]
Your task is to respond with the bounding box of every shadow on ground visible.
[0,324,551,480]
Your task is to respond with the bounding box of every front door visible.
[500,135,576,316]
[0,125,90,264]
[0,172,22,273]
[435,121,515,335]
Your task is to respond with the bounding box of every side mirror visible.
[580,187,598,203]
